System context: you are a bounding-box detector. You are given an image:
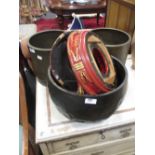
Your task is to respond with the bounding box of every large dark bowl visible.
[28,30,64,85]
[92,28,131,65]
[47,56,128,121]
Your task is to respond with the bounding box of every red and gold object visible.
[67,30,116,95]
[67,31,99,95]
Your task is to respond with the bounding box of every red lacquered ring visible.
[67,30,116,95]
[67,31,100,95]
[79,31,109,92]
[79,31,116,92]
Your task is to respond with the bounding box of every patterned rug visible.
[35,16,105,31]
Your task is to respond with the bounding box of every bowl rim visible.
[48,56,128,97]
[28,29,64,52]
[91,28,131,48]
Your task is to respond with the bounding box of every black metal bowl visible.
[47,56,128,121]
[28,30,64,85]
[91,28,131,65]
[50,32,76,88]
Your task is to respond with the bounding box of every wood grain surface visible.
[106,0,135,36]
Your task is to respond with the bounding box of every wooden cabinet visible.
[106,0,135,36]
[36,56,135,155]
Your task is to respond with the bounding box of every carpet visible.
[35,16,105,32]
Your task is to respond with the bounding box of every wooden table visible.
[47,0,107,28]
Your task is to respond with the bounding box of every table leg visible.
[39,143,50,155]
[97,13,100,25]
[58,15,64,29]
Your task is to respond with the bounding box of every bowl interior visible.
[50,32,77,90]
[93,29,130,45]
[29,31,63,49]
[49,56,126,97]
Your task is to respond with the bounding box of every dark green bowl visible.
[92,28,131,65]
[28,30,64,85]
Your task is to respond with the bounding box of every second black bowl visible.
[28,30,64,85]
[91,28,131,65]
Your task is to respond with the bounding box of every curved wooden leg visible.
[97,13,100,25]
[58,15,64,29]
